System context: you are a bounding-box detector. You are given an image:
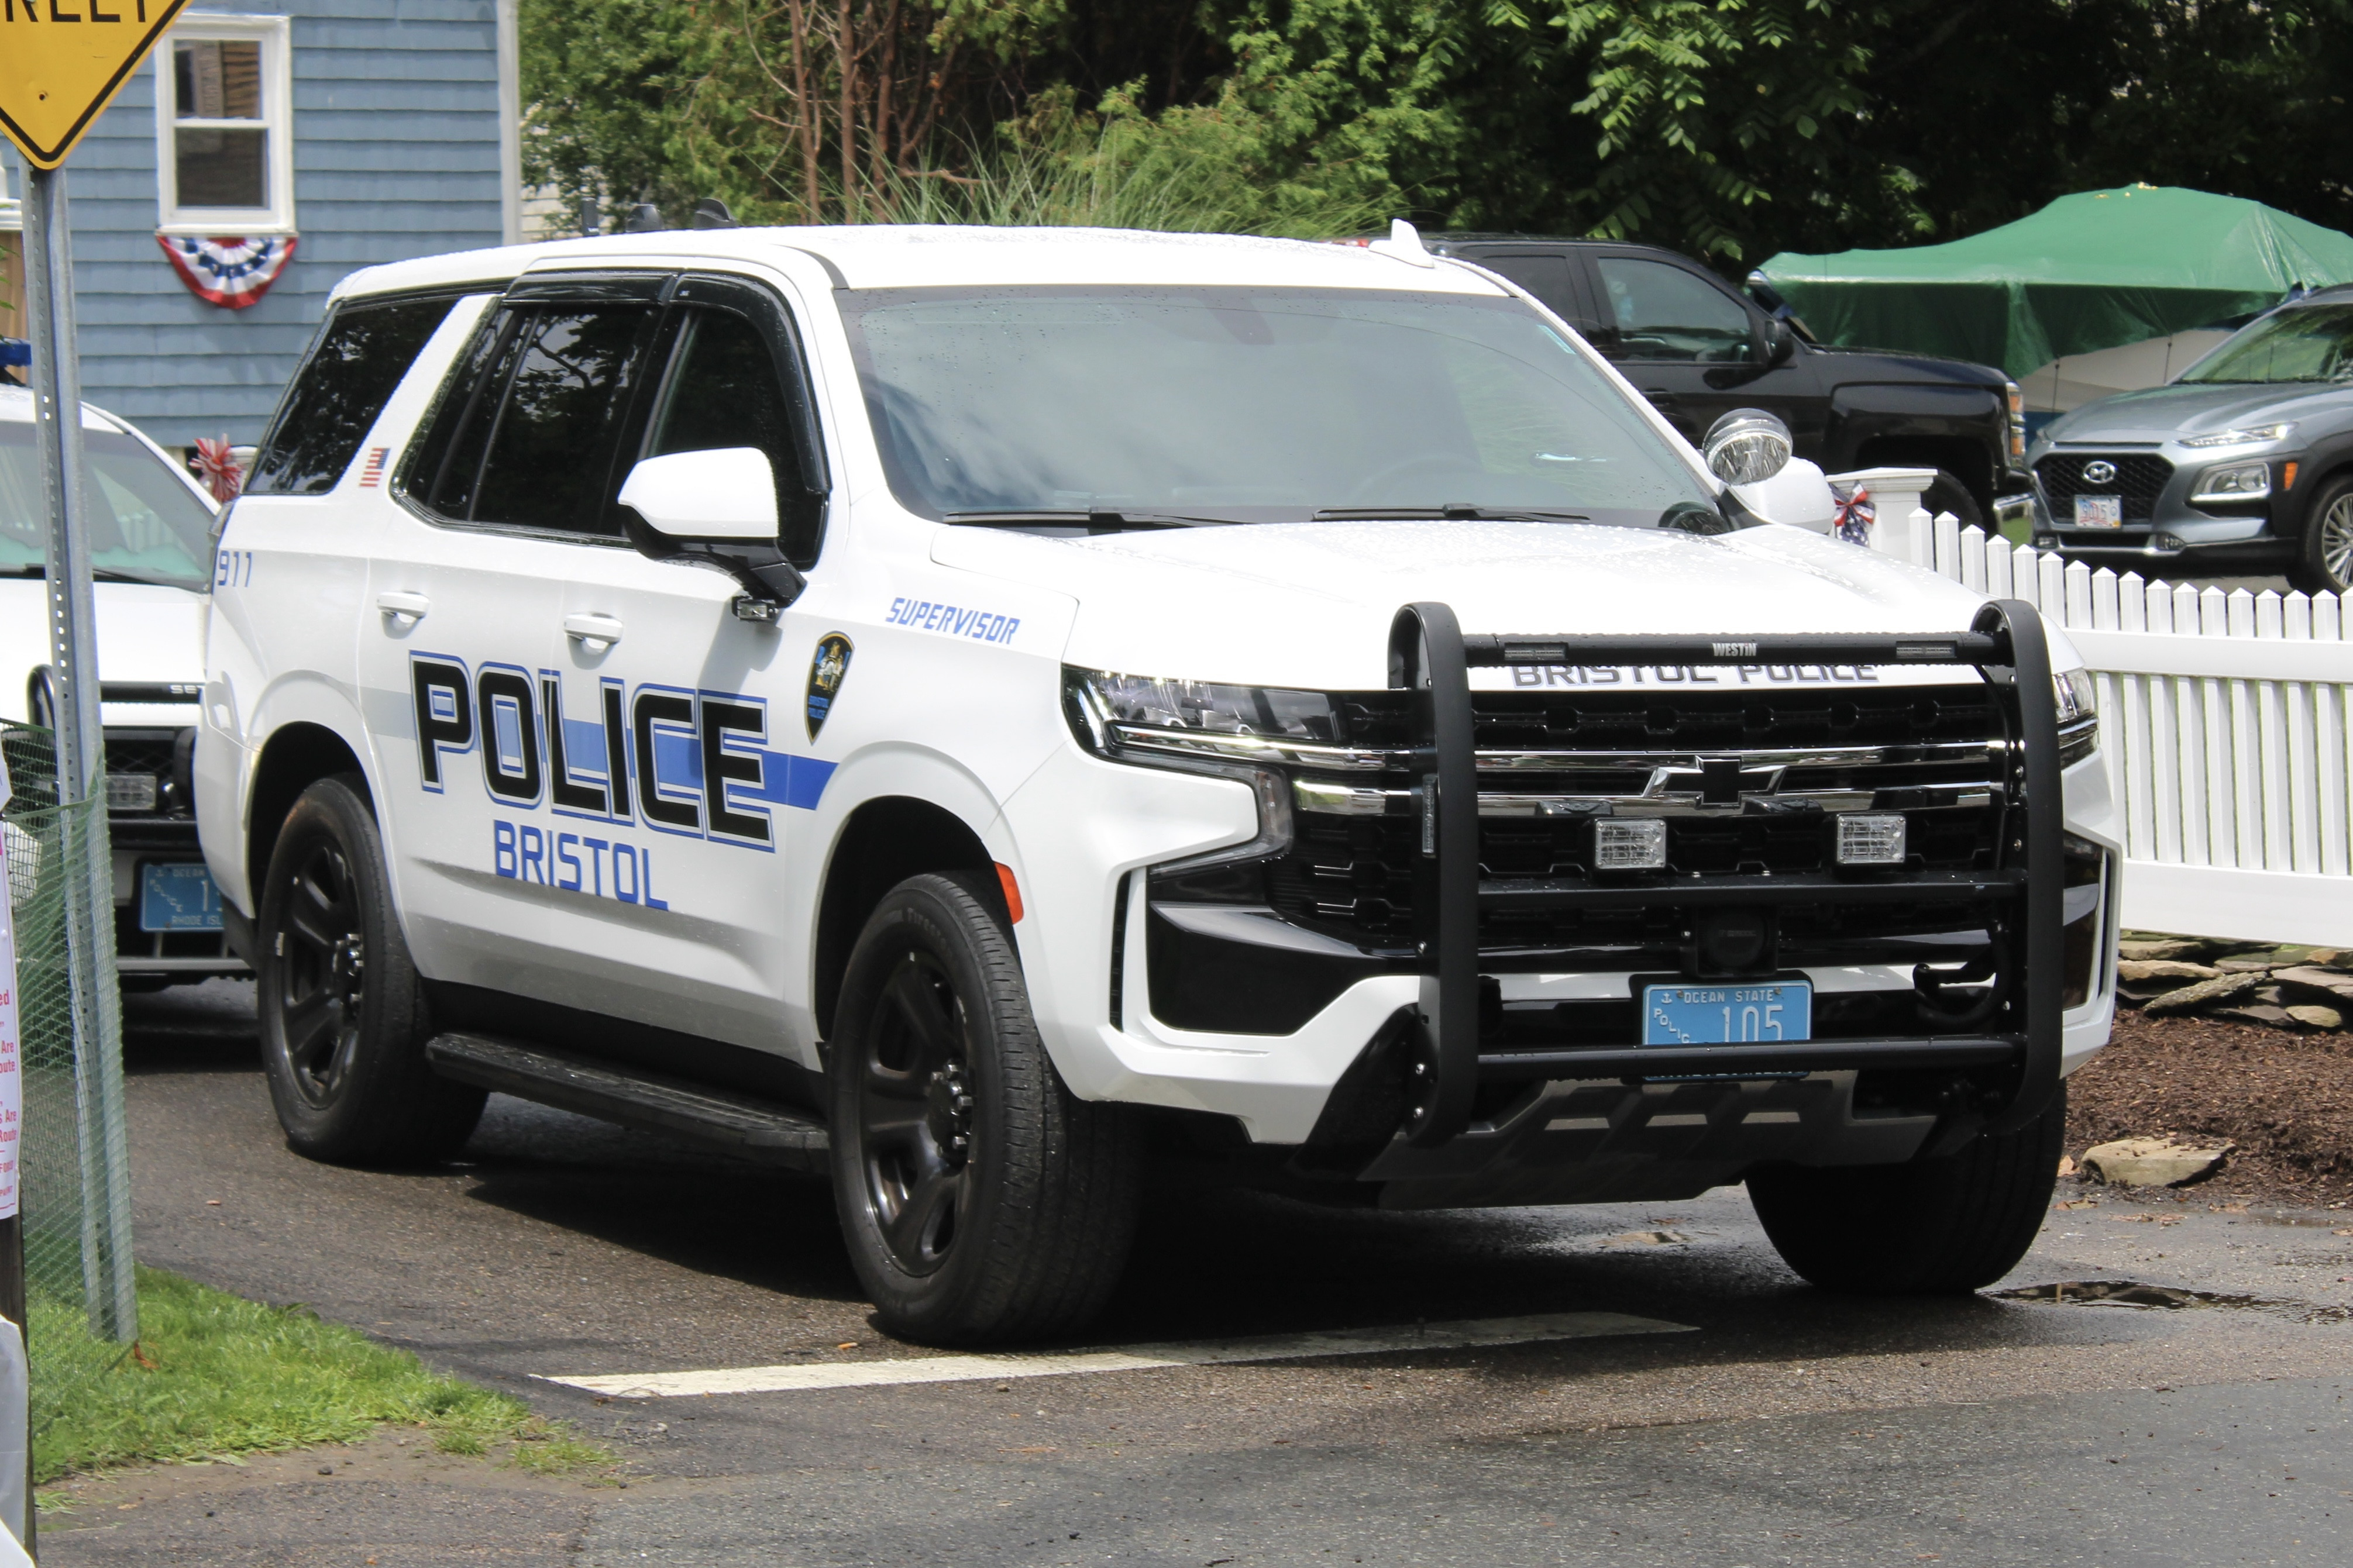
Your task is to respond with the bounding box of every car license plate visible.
[140,862,223,932]
[1642,982,1811,1046]
[2073,494,2123,528]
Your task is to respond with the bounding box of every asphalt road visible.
[42,980,2353,1567]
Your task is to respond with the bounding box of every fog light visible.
[105,773,157,812]
[2154,533,2187,554]
[2034,533,2058,549]
[1836,812,1905,866]
[1595,818,1667,870]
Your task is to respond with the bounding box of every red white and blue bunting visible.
[156,235,297,309]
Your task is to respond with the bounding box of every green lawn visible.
[31,1267,604,1484]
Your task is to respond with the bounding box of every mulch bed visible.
[2066,1009,2353,1207]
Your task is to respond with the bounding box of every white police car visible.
[1,386,242,987]
[199,223,2117,1343]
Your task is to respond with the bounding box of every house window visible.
[155,15,295,236]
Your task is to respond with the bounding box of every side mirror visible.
[1764,317,1796,366]
[1702,408,1793,486]
[618,447,779,542]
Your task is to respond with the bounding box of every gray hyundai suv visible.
[2030,284,2353,592]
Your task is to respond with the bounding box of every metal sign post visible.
[20,169,138,1348]
[0,8,191,1349]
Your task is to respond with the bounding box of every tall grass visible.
[827,120,1392,240]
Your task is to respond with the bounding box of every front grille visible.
[1267,686,2006,949]
[2036,452,2172,522]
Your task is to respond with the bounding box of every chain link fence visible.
[1,721,136,1337]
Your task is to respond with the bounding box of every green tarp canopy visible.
[1759,186,2353,379]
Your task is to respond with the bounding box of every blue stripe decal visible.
[652,730,703,788]
[748,750,838,811]
[563,718,608,772]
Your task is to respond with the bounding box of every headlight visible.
[2181,423,2295,450]
[1064,668,1343,864]
[2190,459,2272,504]
[2055,667,2099,767]
[1065,669,1374,771]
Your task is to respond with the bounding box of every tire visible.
[1747,1082,2065,1295]
[254,775,484,1164]
[829,872,1140,1345]
[1922,470,1984,530]
[2289,475,2353,595]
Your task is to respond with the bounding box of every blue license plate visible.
[1642,981,1811,1046]
[140,863,223,932]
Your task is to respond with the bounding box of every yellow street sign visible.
[2,0,191,170]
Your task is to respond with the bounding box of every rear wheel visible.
[254,776,483,1164]
[829,872,1140,1345]
[1747,1083,2064,1294]
[2289,475,2353,595]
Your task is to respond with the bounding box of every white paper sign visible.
[0,743,18,1222]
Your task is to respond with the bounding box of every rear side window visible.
[246,295,457,495]
[406,304,655,536]
[1474,253,1595,333]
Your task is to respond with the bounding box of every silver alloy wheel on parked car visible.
[2323,491,2353,589]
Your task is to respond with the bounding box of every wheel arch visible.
[811,794,1005,1041]
[1848,435,1994,516]
[245,721,374,908]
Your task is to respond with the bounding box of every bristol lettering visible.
[408,654,837,863]
[1509,663,1884,687]
[492,821,670,909]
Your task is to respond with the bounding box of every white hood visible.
[0,580,207,725]
[933,519,2017,689]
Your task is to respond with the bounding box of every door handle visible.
[375,591,429,626]
[564,612,625,653]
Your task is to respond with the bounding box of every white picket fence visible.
[1866,498,2353,947]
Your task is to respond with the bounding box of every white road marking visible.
[539,1311,1694,1400]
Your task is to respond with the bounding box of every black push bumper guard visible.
[1387,598,2064,1149]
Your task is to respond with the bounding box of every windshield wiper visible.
[943,509,1242,532]
[1312,505,1592,522]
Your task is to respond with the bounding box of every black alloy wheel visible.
[255,775,483,1164]
[274,834,369,1107]
[855,948,977,1275]
[829,871,1140,1345]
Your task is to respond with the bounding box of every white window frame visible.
[154,13,297,237]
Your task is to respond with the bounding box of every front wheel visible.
[254,776,484,1164]
[829,873,1140,1345]
[1922,469,1984,530]
[2289,476,2353,595]
[1747,1083,2065,1294]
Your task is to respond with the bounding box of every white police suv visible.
[199,223,2117,1343]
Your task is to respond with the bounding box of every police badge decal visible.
[806,633,854,740]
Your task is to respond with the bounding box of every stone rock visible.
[2216,1004,2293,1026]
[2269,966,2353,1001]
[2080,1136,2233,1187]
[2213,958,2277,973]
[2304,949,2342,966]
[2143,969,2268,1016]
[2118,938,2216,962]
[2286,1004,2344,1029]
[2117,959,2223,984]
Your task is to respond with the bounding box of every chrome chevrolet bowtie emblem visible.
[1643,759,1788,809]
[2081,460,2117,485]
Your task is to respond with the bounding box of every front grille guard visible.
[1387,599,2065,1149]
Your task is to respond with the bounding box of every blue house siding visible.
[11,0,512,448]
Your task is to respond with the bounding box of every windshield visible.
[2180,302,2353,385]
[840,286,1719,529]
[1,421,218,588]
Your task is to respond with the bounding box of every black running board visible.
[425,1031,829,1174]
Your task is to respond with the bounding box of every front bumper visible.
[107,726,245,978]
[1023,606,2115,1195]
[2031,444,2305,566]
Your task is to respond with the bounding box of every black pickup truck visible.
[1420,235,2030,527]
